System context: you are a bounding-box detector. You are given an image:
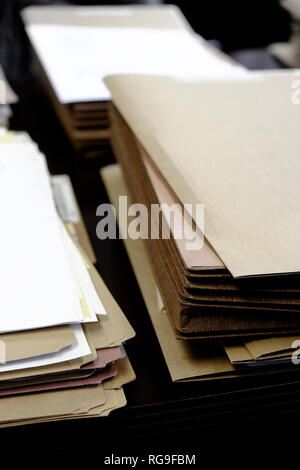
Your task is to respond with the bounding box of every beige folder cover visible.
[100,164,230,381]
[101,164,299,381]
[105,73,300,278]
[224,343,293,364]
[0,384,106,424]
[103,356,136,390]
[141,145,224,270]
[0,325,75,363]
[0,356,133,427]
[244,336,299,358]
[0,388,125,427]
[224,336,300,364]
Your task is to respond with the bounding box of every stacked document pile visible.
[0,132,135,427]
[21,4,244,158]
[100,71,300,387]
[0,66,18,129]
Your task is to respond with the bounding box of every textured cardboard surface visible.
[100,163,300,382]
[109,105,300,339]
[105,73,300,278]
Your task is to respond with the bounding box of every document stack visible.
[0,133,135,427]
[21,4,244,158]
[100,71,300,390]
[0,66,17,129]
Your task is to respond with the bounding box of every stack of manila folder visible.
[100,70,300,386]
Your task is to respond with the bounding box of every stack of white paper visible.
[0,133,135,427]
[26,25,246,103]
[22,4,247,159]
[0,142,105,333]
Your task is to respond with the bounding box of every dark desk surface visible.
[1,73,298,456]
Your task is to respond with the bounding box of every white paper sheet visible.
[26,24,246,103]
[0,143,90,332]
[0,324,90,372]
[60,222,106,317]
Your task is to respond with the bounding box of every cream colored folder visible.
[105,73,300,278]
[0,356,134,427]
[100,163,300,381]
[0,326,75,363]
[224,336,300,364]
